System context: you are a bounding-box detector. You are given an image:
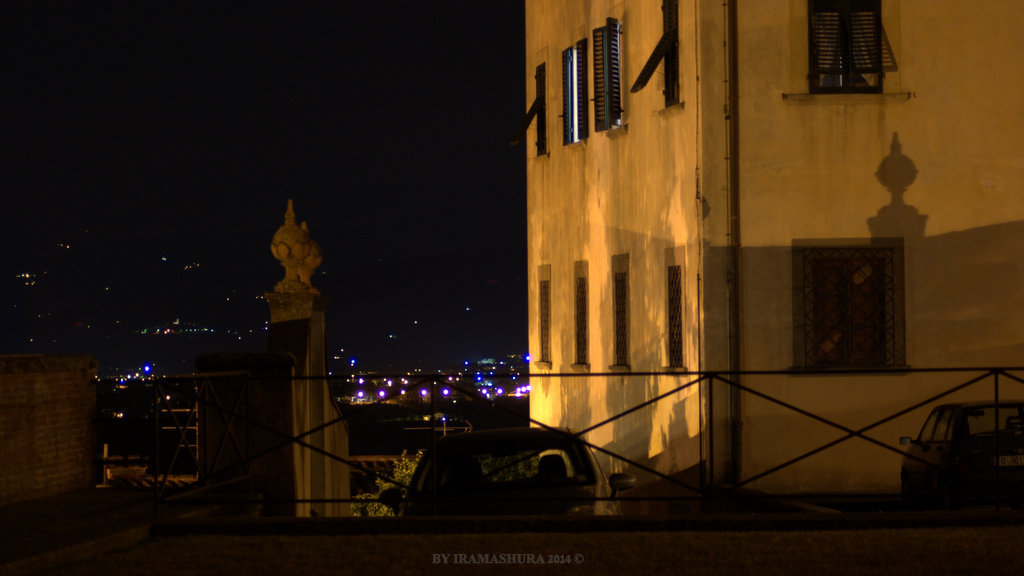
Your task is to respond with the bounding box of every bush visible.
[352,450,421,517]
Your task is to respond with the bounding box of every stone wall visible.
[0,355,98,506]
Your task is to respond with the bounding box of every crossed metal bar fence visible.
[137,367,1024,514]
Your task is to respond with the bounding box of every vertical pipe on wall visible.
[725,0,742,484]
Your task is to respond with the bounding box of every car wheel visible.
[900,472,916,510]
[939,477,962,510]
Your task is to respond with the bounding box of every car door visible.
[904,406,955,495]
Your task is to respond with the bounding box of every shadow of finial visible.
[875,132,918,201]
[869,132,926,240]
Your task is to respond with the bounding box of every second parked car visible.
[900,401,1024,507]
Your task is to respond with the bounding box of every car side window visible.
[932,408,954,442]
[918,409,941,442]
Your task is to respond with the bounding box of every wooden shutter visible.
[662,0,679,105]
[509,63,547,148]
[534,63,546,155]
[575,38,589,140]
[593,18,622,132]
[848,0,882,80]
[631,0,679,105]
[809,0,882,93]
[809,0,844,90]
[562,47,573,145]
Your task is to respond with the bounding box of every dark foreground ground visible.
[33,524,1024,576]
[5,489,1024,576]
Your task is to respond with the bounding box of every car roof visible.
[433,426,582,447]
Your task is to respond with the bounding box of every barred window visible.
[808,0,883,93]
[593,18,623,132]
[574,276,588,365]
[612,254,630,367]
[794,245,905,367]
[667,265,684,368]
[562,39,588,145]
[539,279,551,364]
[631,0,679,107]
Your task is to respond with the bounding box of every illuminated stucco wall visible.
[524,0,704,503]
[734,0,1024,493]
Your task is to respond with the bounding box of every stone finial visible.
[270,199,321,294]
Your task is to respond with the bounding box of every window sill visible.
[658,101,685,117]
[663,365,690,373]
[534,361,552,370]
[608,364,631,373]
[570,363,590,373]
[600,124,628,138]
[782,92,915,105]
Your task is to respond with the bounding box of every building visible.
[522,0,1024,503]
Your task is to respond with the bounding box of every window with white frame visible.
[562,39,588,145]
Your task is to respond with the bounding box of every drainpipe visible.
[725,0,742,484]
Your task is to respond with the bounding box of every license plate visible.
[996,455,1024,467]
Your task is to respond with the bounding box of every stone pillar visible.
[264,199,350,517]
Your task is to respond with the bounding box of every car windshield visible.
[963,405,1024,437]
[414,436,594,493]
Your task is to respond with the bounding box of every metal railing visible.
[97,366,1024,515]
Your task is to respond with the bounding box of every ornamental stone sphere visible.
[271,199,320,294]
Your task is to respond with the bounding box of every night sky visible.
[2,2,528,376]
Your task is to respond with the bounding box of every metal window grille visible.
[667,265,684,367]
[613,271,629,366]
[539,280,551,363]
[798,246,904,367]
[574,276,588,365]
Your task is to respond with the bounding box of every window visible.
[574,262,589,366]
[539,277,551,364]
[512,63,548,155]
[631,0,679,107]
[794,244,904,368]
[612,254,630,367]
[593,18,623,132]
[562,40,588,145]
[667,264,684,368]
[808,0,883,93]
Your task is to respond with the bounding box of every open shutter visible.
[849,0,882,81]
[809,0,844,91]
[662,0,679,105]
[631,0,679,105]
[562,47,573,145]
[593,18,622,132]
[534,63,546,155]
[576,38,589,140]
[509,63,547,153]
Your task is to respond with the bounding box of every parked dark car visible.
[388,427,635,515]
[900,401,1024,507]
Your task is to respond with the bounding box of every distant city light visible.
[378,390,386,398]
[420,388,428,397]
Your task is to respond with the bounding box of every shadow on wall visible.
[869,132,927,240]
